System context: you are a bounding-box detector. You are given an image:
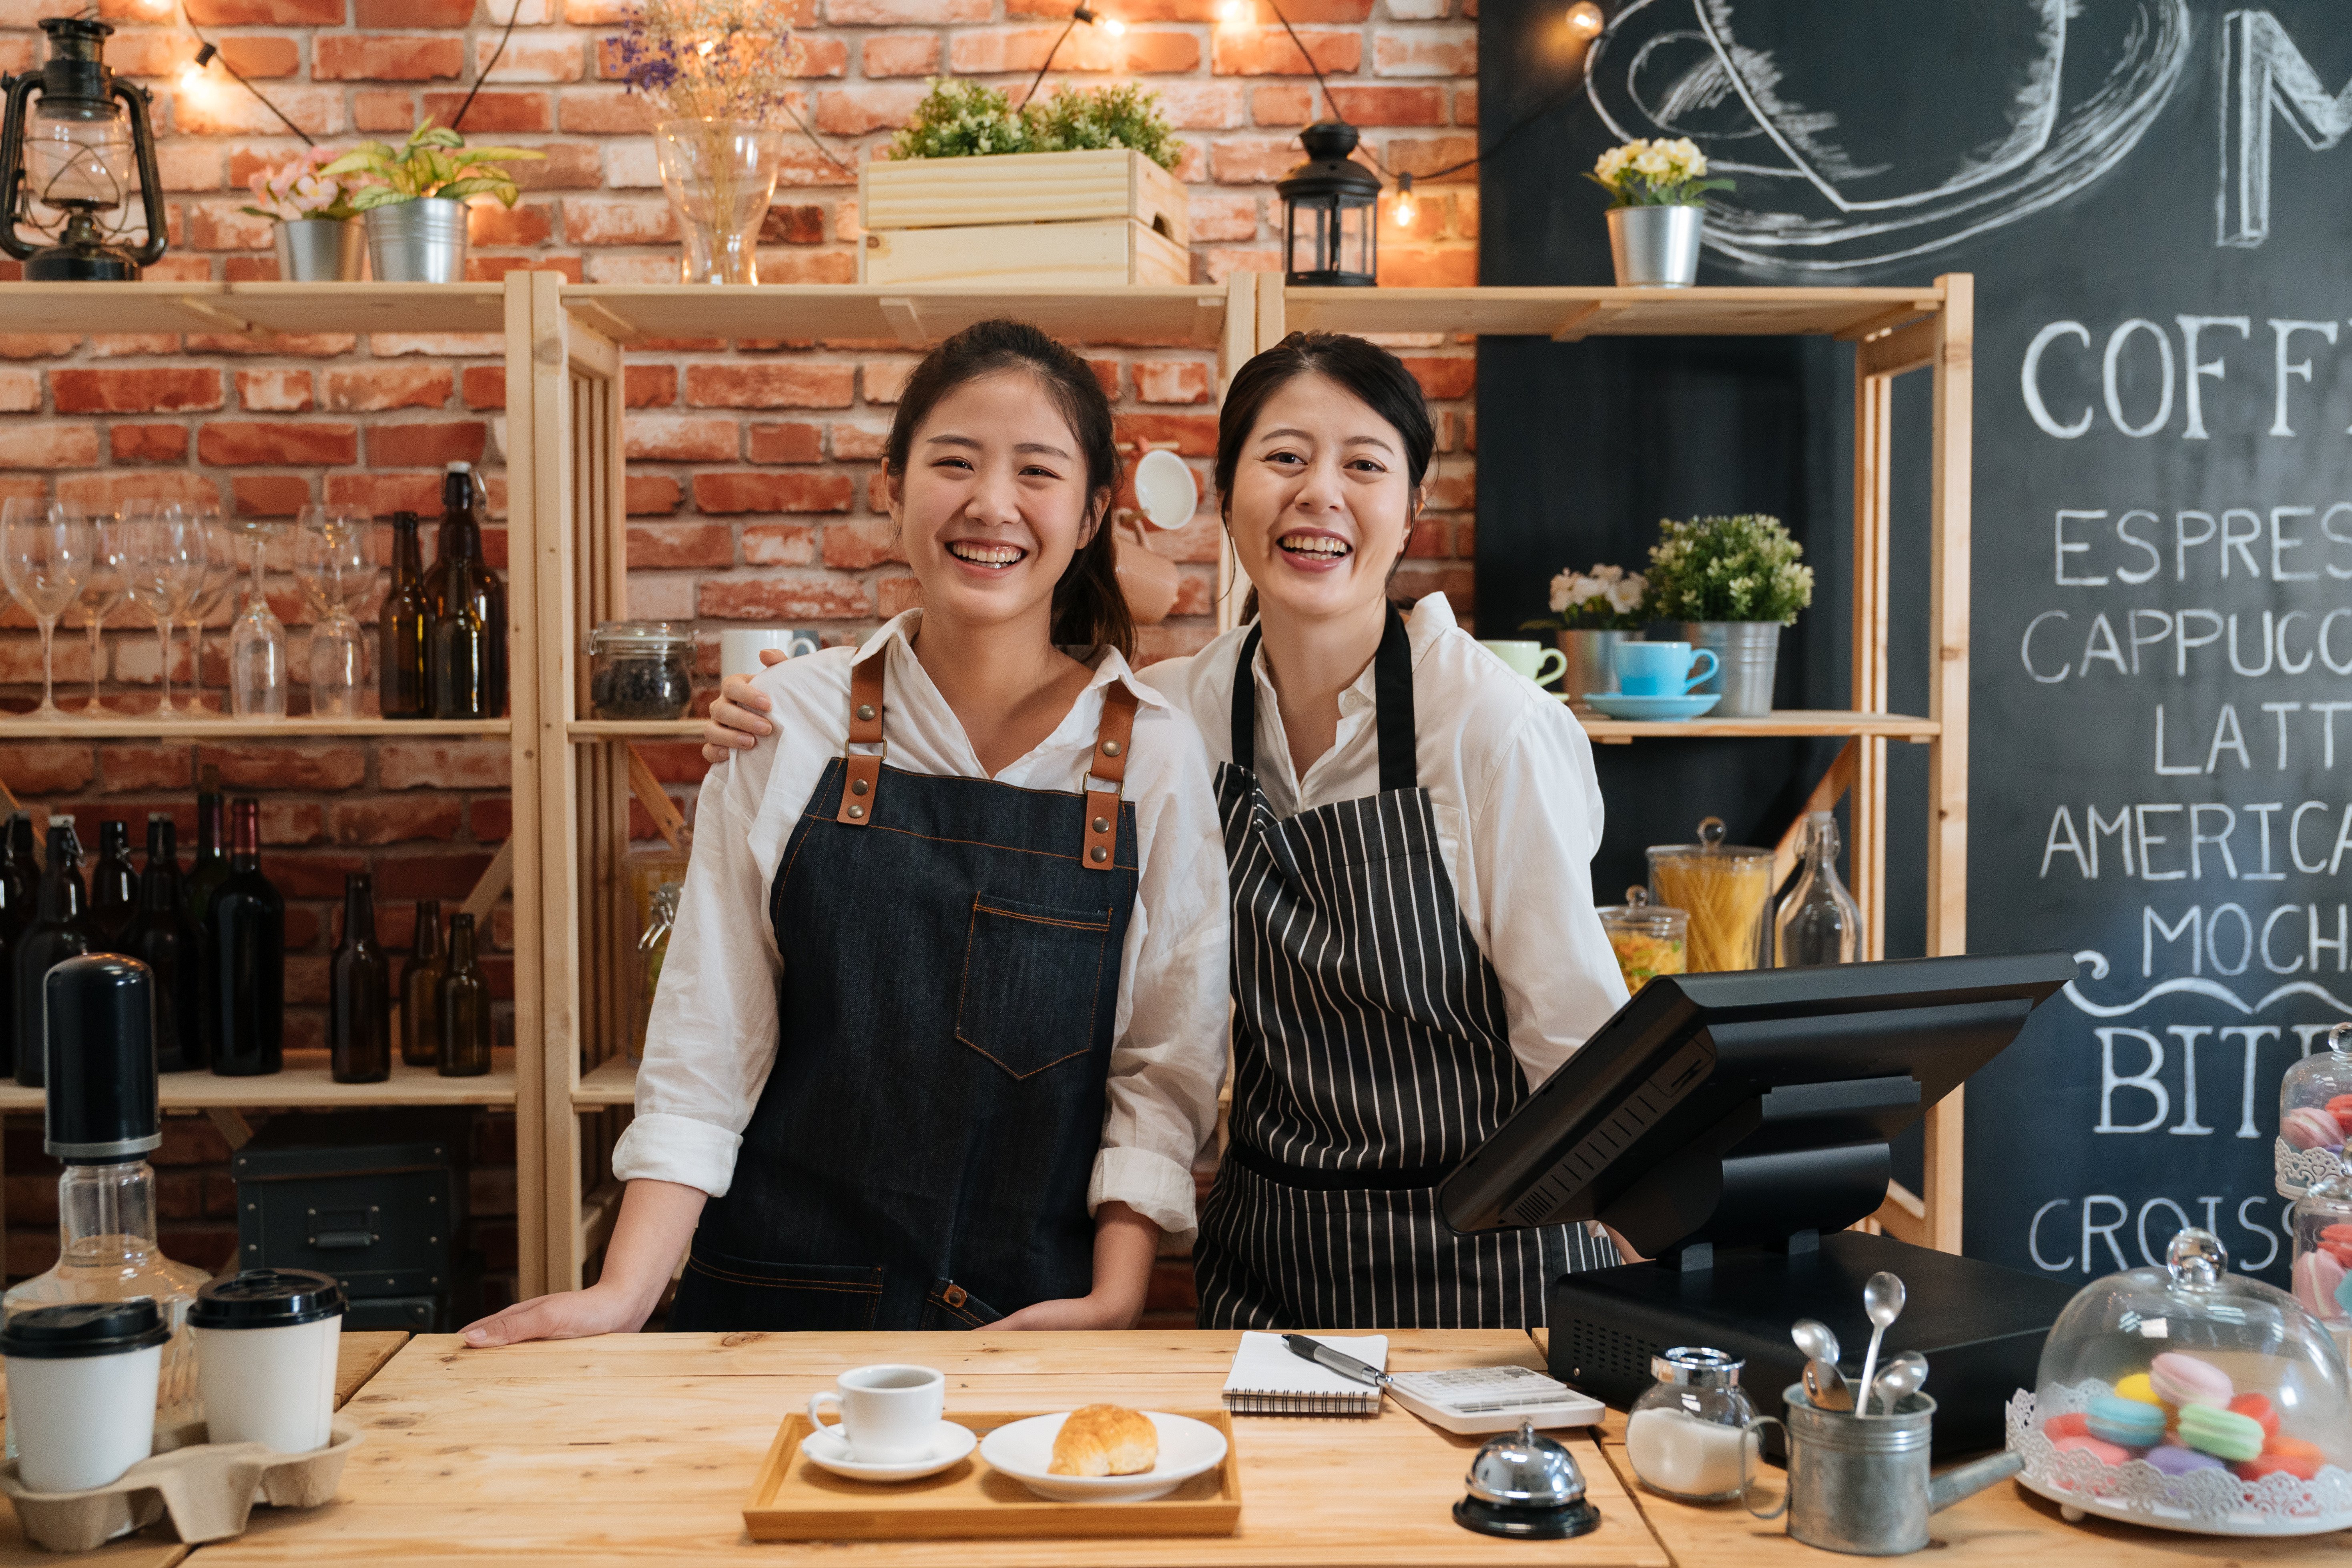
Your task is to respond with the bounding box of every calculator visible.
[1383,1364,1607,1434]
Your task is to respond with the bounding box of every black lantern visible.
[1277,121,1380,287]
[0,18,166,281]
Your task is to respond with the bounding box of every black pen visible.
[1283,1333,1393,1391]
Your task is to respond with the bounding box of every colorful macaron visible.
[2051,1433,2131,1467]
[2148,1352,2232,1409]
[2110,1372,2162,1407]
[2084,1394,2166,1448]
[2176,1402,2266,1463]
[2041,1412,2090,1441]
[2286,1106,2346,1150]
[2228,1392,2280,1438]
[2328,1094,2352,1133]
[2295,1249,2348,1317]
[2145,1444,2224,1476]
[2238,1449,2320,1482]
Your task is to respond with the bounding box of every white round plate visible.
[799,1419,976,1482]
[979,1411,1228,1502]
[1132,449,1199,530]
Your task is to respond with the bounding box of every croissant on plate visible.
[1048,1404,1158,1476]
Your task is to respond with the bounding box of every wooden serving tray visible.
[743,1409,1242,1542]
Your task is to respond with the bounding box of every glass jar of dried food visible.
[1598,886,1687,994]
[588,621,696,720]
[1648,817,1774,973]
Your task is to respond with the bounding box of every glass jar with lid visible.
[2278,1022,2352,1200]
[1647,817,1773,973]
[1598,886,1687,995]
[2291,1156,2352,1360]
[1624,1346,1758,1502]
[588,621,696,720]
[2009,1227,2352,1535]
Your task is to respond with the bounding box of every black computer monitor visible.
[1439,952,2079,1257]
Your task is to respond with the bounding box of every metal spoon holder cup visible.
[1746,1388,1935,1556]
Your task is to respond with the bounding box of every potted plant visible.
[321,120,542,284]
[242,147,363,281]
[1523,563,1646,709]
[1643,514,1814,718]
[609,0,805,285]
[861,79,1188,286]
[1587,137,1732,287]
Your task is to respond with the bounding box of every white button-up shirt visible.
[1145,592,1629,1088]
[610,611,1231,1241]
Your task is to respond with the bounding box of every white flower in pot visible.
[241,147,362,281]
[1524,562,1649,709]
[1587,136,1734,287]
[321,121,542,285]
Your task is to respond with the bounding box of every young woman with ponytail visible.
[465,320,1229,1342]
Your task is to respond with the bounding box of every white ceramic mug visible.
[720,627,819,679]
[807,1363,944,1462]
[1479,639,1570,689]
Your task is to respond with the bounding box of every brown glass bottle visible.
[329,871,391,1084]
[423,464,506,718]
[120,815,204,1073]
[13,817,95,1088]
[378,510,431,720]
[203,799,283,1077]
[89,819,138,947]
[0,813,34,1080]
[399,898,444,1068]
[437,911,490,1077]
[429,553,490,720]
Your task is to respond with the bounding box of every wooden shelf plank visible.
[1577,709,1939,744]
[0,1051,516,1113]
[566,719,704,740]
[560,284,1233,347]
[0,281,505,338]
[0,715,510,741]
[1285,285,1945,340]
[574,1055,637,1108]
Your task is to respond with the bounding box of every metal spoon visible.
[1803,1357,1854,1412]
[1855,1271,1906,1405]
[1790,1318,1841,1366]
[1872,1350,1928,1417]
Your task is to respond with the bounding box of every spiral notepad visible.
[1220,1332,1389,1416]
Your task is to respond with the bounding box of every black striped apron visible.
[1193,610,1610,1330]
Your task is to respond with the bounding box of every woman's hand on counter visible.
[700,649,788,763]
[462,1179,705,1347]
[461,1283,659,1346]
[996,1201,1158,1331]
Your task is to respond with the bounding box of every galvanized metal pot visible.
[1555,629,1630,708]
[1742,1389,2021,1556]
[363,197,469,284]
[1606,204,1703,287]
[1680,620,1781,717]
[275,217,364,281]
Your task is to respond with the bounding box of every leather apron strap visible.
[835,652,886,826]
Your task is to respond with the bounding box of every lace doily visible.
[2276,1138,2342,1200]
[2006,1382,2352,1536]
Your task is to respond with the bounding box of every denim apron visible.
[1193,610,1606,1329]
[668,650,1142,1331]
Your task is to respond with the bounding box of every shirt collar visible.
[852,610,1170,713]
[1249,590,1459,715]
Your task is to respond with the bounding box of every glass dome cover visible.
[2009,1227,2352,1535]
[2277,1022,2352,1200]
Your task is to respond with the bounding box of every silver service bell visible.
[1453,1417,1602,1540]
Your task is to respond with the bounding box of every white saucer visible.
[979,1411,1228,1502]
[798,1419,976,1482]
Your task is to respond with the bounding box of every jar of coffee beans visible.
[588,621,696,719]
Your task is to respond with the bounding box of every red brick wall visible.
[0,0,1482,1305]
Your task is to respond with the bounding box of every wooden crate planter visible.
[859,149,1191,287]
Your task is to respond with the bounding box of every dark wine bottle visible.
[424,463,506,719]
[399,898,445,1069]
[120,815,204,1073]
[14,817,96,1088]
[203,798,283,1078]
[429,553,489,720]
[184,782,230,935]
[90,819,138,946]
[329,872,391,1084]
[379,510,431,720]
[0,811,34,1078]
[437,911,490,1077]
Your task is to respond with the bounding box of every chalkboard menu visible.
[1479,0,2351,1285]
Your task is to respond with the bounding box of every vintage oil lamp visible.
[1277,121,1380,287]
[0,17,167,280]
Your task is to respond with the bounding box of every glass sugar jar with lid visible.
[588,621,696,720]
[1597,886,1688,995]
[2278,1022,2352,1200]
[1624,1346,1758,1503]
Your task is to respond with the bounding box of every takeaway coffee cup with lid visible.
[189,1269,346,1454]
[0,1299,169,1492]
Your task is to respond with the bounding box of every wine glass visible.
[68,507,125,717]
[296,504,372,719]
[177,506,233,717]
[226,517,287,719]
[112,504,207,716]
[0,498,93,718]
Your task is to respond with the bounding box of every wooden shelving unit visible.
[1258,275,1974,1251]
[0,715,508,740]
[0,1052,518,1113]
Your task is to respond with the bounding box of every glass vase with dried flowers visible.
[610,0,806,285]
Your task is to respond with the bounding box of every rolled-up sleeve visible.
[1089,705,1230,1244]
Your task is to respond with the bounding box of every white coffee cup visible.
[720,627,819,679]
[1,1299,170,1493]
[189,1269,345,1454]
[807,1363,945,1462]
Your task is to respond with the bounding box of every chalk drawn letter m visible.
[2220,10,2352,247]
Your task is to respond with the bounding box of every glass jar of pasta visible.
[1648,817,1774,973]
[1599,887,1688,994]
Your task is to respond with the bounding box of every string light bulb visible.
[1072,5,1124,34]
[177,41,217,92]
[1219,0,1249,21]
[1389,172,1417,230]
[1566,1,1603,37]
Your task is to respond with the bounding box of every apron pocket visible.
[954,893,1113,1079]
[673,1249,885,1332]
[920,1278,1006,1330]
